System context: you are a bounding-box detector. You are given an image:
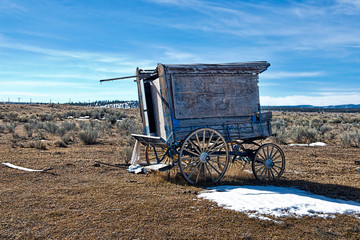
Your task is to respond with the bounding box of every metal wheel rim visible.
[179,128,229,185]
[252,143,285,181]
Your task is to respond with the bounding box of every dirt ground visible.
[0,105,359,239]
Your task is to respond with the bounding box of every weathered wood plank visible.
[171,74,259,119]
[164,61,270,74]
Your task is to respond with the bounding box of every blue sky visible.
[0,0,360,106]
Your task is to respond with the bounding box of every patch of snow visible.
[77,116,90,120]
[1,162,44,172]
[289,142,327,147]
[144,163,169,171]
[198,185,360,220]
[127,164,146,174]
[309,142,327,146]
[243,169,253,174]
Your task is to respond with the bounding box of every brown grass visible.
[0,104,359,239]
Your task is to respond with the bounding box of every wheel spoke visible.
[205,163,214,182]
[271,152,282,161]
[262,147,267,159]
[208,143,226,155]
[195,133,202,151]
[273,164,283,169]
[207,137,222,152]
[255,165,265,175]
[183,148,200,157]
[202,130,206,151]
[269,148,278,159]
[195,163,202,183]
[259,167,266,179]
[273,160,283,164]
[187,161,201,179]
[257,151,266,161]
[271,166,280,175]
[204,131,215,151]
[188,139,201,154]
[209,158,226,167]
[207,161,221,175]
[183,159,199,170]
[269,168,276,180]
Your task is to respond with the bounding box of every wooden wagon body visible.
[134,61,272,146]
[102,61,285,185]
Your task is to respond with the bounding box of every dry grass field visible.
[0,104,359,239]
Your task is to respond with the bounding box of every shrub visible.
[310,118,323,129]
[272,119,287,131]
[18,116,30,123]
[55,140,68,148]
[61,121,77,132]
[272,129,289,144]
[24,123,33,138]
[0,124,5,134]
[319,124,332,135]
[79,121,91,130]
[79,129,99,145]
[289,125,317,143]
[29,140,47,150]
[61,133,74,145]
[57,121,77,136]
[340,129,360,147]
[44,122,58,134]
[117,118,141,134]
[6,122,17,133]
[101,120,113,135]
[39,114,54,122]
[119,146,133,164]
[8,112,19,121]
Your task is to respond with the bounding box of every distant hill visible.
[262,104,360,113]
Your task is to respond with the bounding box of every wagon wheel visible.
[145,145,172,165]
[252,143,285,181]
[179,128,229,185]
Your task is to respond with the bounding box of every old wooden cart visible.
[103,62,285,185]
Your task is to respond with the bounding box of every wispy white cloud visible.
[335,0,360,14]
[164,49,198,61]
[0,91,52,97]
[261,71,325,79]
[0,0,27,12]
[0,81,88,87]
[148,0,360,51]
[0,41,127,63]
[261,93,360,106]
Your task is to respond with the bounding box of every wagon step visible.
[131,134,169,148]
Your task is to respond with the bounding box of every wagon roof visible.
[160,61,270,75]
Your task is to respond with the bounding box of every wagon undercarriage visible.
[133,127,285,185]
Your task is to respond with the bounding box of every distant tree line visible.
[262,106,360,113]
[1,100,139,108]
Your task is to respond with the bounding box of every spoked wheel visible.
[145,145,172,165]
[252,143,285,181]
[179,128,229,185]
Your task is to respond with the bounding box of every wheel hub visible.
[265,159,274,168]
[200,152,210,163]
